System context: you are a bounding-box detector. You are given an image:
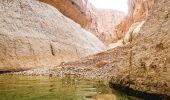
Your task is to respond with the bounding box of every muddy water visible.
[0,75,139,100]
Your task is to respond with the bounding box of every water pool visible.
[0,75,139,100]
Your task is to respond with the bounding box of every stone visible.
[0,0,105,71]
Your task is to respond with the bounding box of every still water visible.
[0,75,139,100]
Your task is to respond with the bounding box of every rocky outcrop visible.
[115,0,155,40]
[38,0,125,44]
[0,0,105,72]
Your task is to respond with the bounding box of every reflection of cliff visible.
[39,0,125,44]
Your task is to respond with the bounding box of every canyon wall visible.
[112,0,170,95]
[38,0,125,44]
[39,0,93,29]
[0,0,105,72]
[115,0,155,40]
[94,9,125,44]
[48,0,170,96]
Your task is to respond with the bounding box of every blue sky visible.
[89,0,128,13]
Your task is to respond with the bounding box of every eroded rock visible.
[38,0,125,44]
[112,0,170,95]
[0,0,105,71]
[115,0,155,40]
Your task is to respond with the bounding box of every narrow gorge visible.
[0,0,169,100]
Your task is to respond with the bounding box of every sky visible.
[89,0,128,13]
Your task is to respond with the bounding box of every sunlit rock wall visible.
[115,0,155,40]
[0,0,105,71]
[39,0,125,45]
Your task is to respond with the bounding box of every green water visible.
[0,75,139,100]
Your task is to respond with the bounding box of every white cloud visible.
[89,0,128,13]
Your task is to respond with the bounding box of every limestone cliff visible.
[116,0,155,40]
[38,0,125,44]
[0,0,105,72]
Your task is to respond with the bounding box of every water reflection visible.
[0,75,138,100]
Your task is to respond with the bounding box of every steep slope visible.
[0,0,105,72]
[38,0,125,44]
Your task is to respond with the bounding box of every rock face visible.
[113,0,170,95]
[108,21,145,49]
[0,0,105,71]
[39,0,93,29]
[94,9,125,44]
[115,0,155,40]
[38,0,125,45]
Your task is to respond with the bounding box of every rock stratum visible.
[38,0,125,44]
[0,0,105,72]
